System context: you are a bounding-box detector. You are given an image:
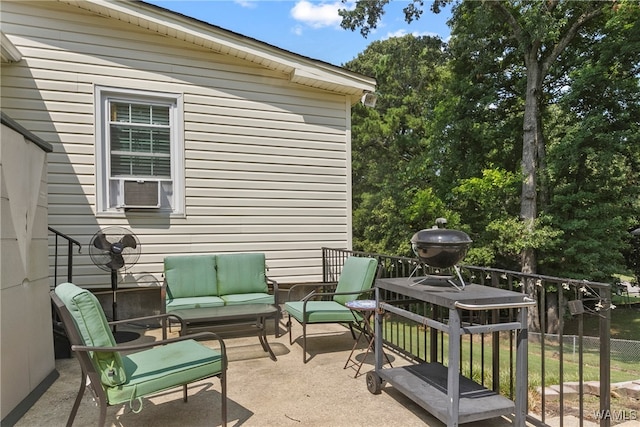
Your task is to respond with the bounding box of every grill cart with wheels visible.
[368,277,535,427]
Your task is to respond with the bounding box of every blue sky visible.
[145,0,452,66]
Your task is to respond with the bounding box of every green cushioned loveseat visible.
[162,253,279,331]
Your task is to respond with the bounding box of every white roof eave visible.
[290,68,374,96]
[60,0,376,96]
[1,31,23,63]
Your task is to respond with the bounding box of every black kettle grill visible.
[410,218,472,289]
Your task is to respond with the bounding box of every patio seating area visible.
[16,320,527,427]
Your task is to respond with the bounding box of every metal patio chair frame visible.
[51,283,228,427]
[284,257,380,363]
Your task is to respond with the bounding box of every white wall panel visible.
[0,0,361,287]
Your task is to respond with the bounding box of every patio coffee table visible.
[171,304,278,361]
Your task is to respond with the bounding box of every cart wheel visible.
[366,371,383,395]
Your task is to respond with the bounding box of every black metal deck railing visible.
[48,227,82,358]
[48,227,81,286]
[322,247,613,427]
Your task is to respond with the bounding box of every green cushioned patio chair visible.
[51,282,227,427]
[284,256,379,363]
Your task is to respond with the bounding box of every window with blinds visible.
[95,87,184,214]
[109,102,171,178]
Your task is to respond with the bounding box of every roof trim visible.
[59,0,375,96]
[1,31,22,63]
[1,112,53,153]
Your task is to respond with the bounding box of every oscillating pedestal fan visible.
[89,227,141,342]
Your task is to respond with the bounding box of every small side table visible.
[344,300,392,377]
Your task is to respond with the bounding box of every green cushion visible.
[216,253,268,295]
[166,296,225,312]
[285,301,361,323]
[332,257,378,305]
[105,339,223,405]
[221,293,274,305]
[164,255,218,300]
[54,282,127,387]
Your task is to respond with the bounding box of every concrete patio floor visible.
[16,321,531,427]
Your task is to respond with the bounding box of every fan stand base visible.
[113,330,140,343]
[108,269,140,343]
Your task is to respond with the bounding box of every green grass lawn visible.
[563,306,640,340]
[525,339,640,385]
[612,293,640,306]
[384,306,640,394]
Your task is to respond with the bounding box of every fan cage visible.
[88,226,141,272]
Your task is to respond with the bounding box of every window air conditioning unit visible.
[122,180,160,209]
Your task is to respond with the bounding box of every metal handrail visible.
[48,226,81,285]
[454,297,537,311]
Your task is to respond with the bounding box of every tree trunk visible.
[524,277,541,332]
[536,111,549,209]
[485,0,605,332]
[521,60,541,270]
[521,55,543,330]
[546,292,560,334]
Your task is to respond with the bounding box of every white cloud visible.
[290,0,345,29]
[386,29,408,39]
[234,0,258,8]
[383,29,441,40]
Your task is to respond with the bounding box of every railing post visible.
[66,240,73,282]
[599,285,611,427]
[322,247,328,282]
[53,233,59,287]
[515,305,529,426]
[491,273,500,393]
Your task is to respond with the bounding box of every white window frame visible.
[95,86,184,215]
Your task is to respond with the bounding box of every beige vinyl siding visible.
[1,1,356,288]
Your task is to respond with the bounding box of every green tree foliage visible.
[627,230,640,283]
[452,169,521,268]
[342,0,640,283]
[447,1,616,277]
[541,2,640,282]
[430,4,525,192]
[345,35,460,256]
